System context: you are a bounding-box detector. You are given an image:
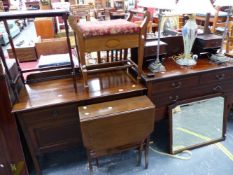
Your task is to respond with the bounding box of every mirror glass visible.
[170,96,225,154]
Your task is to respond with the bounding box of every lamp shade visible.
[137,0,176,10]
[174,0,216,14]
[214,0,233,7]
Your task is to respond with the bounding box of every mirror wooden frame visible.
[169,93,228,154]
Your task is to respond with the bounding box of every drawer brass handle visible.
[171,82,182,88]
[216,74,225,80]
[52,110,59,117]
[169,95,179,102]
[213,85,223,91]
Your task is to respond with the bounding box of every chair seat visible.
[77,19,140,38]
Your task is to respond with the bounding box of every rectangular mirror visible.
[169,94,226,154]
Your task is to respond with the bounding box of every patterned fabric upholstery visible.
[77,19,140,38]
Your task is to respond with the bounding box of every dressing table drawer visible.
[151,92,187,106]
[151,76,199,95]
[19,104,77,124]
[200,69,233,84]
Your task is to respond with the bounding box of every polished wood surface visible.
[79,96,155,173]
[13,70,146,112]
[143,58,233,122]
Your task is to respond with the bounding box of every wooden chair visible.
[69,9,150,88]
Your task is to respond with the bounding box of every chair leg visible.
[79,49,88,88]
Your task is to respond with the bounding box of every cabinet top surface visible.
[143,58,233,82]
[78,96,155,122]
[12,70,146,113]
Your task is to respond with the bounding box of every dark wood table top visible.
[12,70,146,113]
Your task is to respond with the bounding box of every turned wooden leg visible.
[78,36,89,88]
[137,32,146,81]
[87,151,93,175]
[144,137,150,169]
[137,144,143,166]
[95,158,99,167]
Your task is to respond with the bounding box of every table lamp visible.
[138,0,176,72]
[210,0,233,62]
[174,0,216,66]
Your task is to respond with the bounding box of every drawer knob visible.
[216,74,225,81]
[171,82,182,88]
[213,85,223,92]
[169,95,179,102]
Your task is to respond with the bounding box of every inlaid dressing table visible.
[142,57,233,129]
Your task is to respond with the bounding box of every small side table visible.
[7,45,37,62]
[78,96,155,174]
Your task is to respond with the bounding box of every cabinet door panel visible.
[28,119,81,154]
